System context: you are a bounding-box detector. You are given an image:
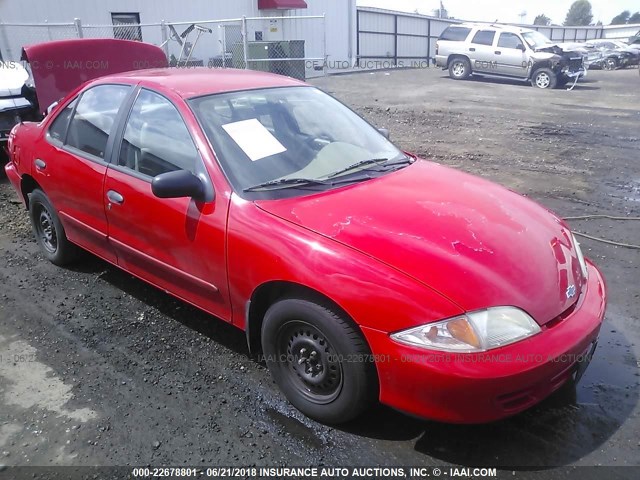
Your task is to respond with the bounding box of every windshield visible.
[188,86,407,197]
[522,31,552,49]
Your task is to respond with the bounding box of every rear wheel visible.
[261,298,377,424]
[448,57,471,80]
[531,68,557,89]
[29,189,78,266]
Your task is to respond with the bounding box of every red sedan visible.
[5,40,606,425]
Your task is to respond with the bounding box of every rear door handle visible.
[34,159,46,170]
[107,190,124,205]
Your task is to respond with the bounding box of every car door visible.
[33,84,132,263]
[495,32,528,77]
[103,87,231,320]
[468,29,498,73]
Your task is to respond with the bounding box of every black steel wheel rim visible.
[35,204,57,253]
[276,321,343,404]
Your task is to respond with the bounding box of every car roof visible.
[454,23,536,35]
[101,67,307,99]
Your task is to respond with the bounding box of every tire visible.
[29,189,78,266]
[531,68,557,89]
[261,298,377,424]
[448,57,471,80]
[603,57,617,71]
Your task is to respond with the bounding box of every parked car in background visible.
[556,42,620,70]
[585,39,639,69]
[0,61,38,151]
[5,39,606,425]
[435,24,586,89]
[1,38,167,164]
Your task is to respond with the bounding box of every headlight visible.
[390,307,541,353]
[572,233,589,280]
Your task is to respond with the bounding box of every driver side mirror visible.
[378,128,390,140]
[152,170,206,201]
[516,43,526,51]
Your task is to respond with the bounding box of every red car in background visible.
[5,39,606,424]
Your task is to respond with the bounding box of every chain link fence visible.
[0,21,78,61]
[0,15,326,80]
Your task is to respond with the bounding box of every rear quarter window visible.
[439,26,472,42]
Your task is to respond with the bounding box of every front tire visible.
[603,57,618,71]
[29,189,78,266]
[531,68,557,89]
[261,298,377,424]
[448,57,471,80]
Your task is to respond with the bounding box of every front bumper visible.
[564,67,587,79]
[362,261,606,423]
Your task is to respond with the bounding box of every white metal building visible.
[0,0,358,74]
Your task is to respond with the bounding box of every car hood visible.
[256,161,585,326]
[22,38,168,115]
[0,62,29,97]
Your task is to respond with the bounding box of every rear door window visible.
[471,30,496,46]
[439,26,472,42]
[66,84,131,159]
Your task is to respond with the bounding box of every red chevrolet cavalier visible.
[5,40,606,424]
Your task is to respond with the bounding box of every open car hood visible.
[21,38,168,115]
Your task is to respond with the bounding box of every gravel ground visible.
[0,67,639,476]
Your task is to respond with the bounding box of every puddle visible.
[0,334,97,422]
[265,407,324,449]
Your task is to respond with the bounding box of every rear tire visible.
[448,57,471,80]
[29,189,78,266]
[261,298,377,424]
[531,68,557,89]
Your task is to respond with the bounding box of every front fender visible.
[226,197,462,334]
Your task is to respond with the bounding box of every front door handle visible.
[494,51,502,55]
[34,159,46,170]
[469,47,476,52]
[107,190,124,205]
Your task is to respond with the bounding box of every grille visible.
[568,57,584,72]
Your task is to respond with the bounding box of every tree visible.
[629,12,640,23]
[533,14,551,26]
[611,10,630,25]
[564,0,593,26]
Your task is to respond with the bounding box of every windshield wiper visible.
[244,177,334,192]
[326,156,414,179]
[326,158,389,179]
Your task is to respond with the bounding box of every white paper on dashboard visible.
[222,118,287,161]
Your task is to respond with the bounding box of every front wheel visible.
[261,298,377,424]
[531,68,557,89]
[603,57,618,71]
[29,189,78,266]
[448,57,471,80]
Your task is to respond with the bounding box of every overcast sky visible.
[356,0,640,25]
